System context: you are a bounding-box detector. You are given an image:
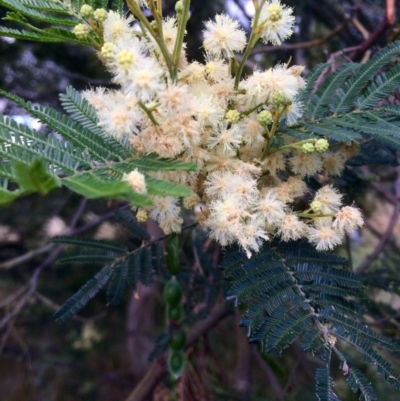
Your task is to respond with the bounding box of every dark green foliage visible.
[53,264,113,322]
[346,367,376,401]
[52,208,163,322]
[285,41,400,149]
[113,207,150,241]
[222,240,400,399]
[316,352,341,401]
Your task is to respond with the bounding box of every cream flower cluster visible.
[80,0,363,256]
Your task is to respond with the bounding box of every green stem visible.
[260,108,283,161]
[242,102,266,116]
[296,212,335,219]
[138,101,161,134]
[268,139,317,155]
[234,0,268,90]
[171,0,191,81]
[126,0,174,77]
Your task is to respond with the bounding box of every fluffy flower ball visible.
[203,14,247,57]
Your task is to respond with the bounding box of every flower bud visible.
[225,109,240,124]
[315,138,329,153]
[80,4,93,18]
[175,0,184,13]
[257,110,273,126]
[271,93,292,107]
[267,3,283,22]
[310,200,323,213]
[94,8,108,22]
[101,42,116,59]
[136,209,148,223]
[302,142,315,153]
[116,50,135,69]
[74,23,90,39]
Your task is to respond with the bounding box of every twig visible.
[357,166,400,273]
[350,1,395,61]
[124,301,233,401]
[0,203,118,271]
[283,353,302,396]
[0,198,89,329]
[252,347,284,401]
[0,243,54,270]
[251,20,349,55]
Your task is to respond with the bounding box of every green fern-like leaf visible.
[285,43,400,149]
[107,261,128,306]
[113,208,151,241]
[331,41,400,114]
[57,251,119,265]
[357,64,400,109]
[224,240,400,396]
[297,62,331,107]
[346,367,377,401]
[309,63,358,119]
[54,264,113,322]
[0,0,76,26]
[59,87,132,158]
[51,236,128,253]
[53,209,162,320]
[316,353,342,401]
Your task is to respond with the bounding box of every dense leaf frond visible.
[309,63,358,118]
[113,208,151,241]
[316,356,342,401]
[331,41,400,114]
[346,367,377,401]
[224,240,399,397]
[107,261,128,306]
[54,265,113,322]
[51,236,128,253]
[297,62,331,107]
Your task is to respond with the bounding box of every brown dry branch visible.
[357,164,400,273]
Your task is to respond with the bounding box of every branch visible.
[252,347,284,401]
[357,166,400,273]
[0,198,89,329]
[251,19,349,55]
[350,1,395,61]
[124,301,233,401]
[0,204,120,271]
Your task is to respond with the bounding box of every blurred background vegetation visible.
[1,0,400,400]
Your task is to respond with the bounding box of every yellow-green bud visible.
[101,42,116,59]
[302,142,315,153]
[150,20,158,33]
[80,4,93,18]
[315,138,329,153]
[74,23,90,39]
[136,209,148,223]
[116,50,134,69]
[310,200,323,213]
[257,110,273,126]
[94,8,108,22]
[175,0,184,13]
[271,93,292,107]
[225,109,240,124]
[267,4,283,22]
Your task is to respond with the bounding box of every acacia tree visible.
[0,1,400,400]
